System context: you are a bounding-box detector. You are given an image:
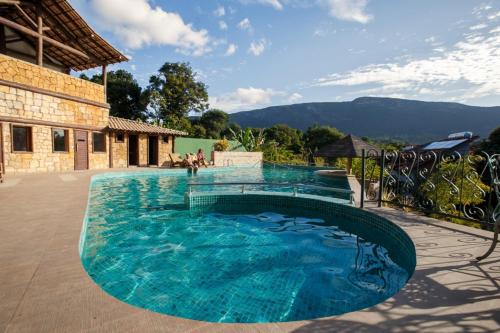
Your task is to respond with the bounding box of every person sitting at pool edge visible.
[184,153,199,175]
[197,149,209,168]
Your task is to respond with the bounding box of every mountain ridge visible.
[228,97,500,143]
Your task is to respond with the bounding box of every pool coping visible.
[0,168,498,333]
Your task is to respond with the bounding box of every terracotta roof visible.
[1,0,127,71]
[108,117,188,136]
[315,134,381,158]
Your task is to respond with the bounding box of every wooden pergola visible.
[0,0,127,93]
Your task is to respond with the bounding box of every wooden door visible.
[74,130,88,170]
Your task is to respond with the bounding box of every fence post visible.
[361,149,366,209]
[378,150,385,208]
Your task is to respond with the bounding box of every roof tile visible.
[108,116,188,136]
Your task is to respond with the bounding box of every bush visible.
[214,139,230,152]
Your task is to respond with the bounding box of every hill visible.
[229,97,500,143]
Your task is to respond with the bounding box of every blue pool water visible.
[81,166,412,323]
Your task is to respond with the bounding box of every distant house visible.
[403,132,479,156]
[0,0,186,175]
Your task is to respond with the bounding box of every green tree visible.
[221,123,242,139]
[147,62,209,125]
[191,124,207,138]
[81,70,147,120]
[479,127,500,154]
[200,109,229,139]
[264,124,303,153]
[304,126,344,152]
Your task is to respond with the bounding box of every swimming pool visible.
[80,166,415,323]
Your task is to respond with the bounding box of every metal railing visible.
[359,148,500,261]
[187,182,355,204]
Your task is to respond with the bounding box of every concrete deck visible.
[0,170,499,333]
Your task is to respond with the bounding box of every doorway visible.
[74,130,88,170]
[148,135,158,166]
[128,134,138,166]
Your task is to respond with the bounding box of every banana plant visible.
[229,128,265,152]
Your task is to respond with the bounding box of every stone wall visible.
[159,135,173,167]
[212,152,263,167]
[138,134,148,167]
[89,132,110,170]
[111,132,128,168]
[0,123,110,174]
[1,122,74,173]
[0,54,110,174]
[0,54,105,103]
[0,85,108,128]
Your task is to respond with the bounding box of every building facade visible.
[0,0,185,176]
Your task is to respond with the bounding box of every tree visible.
[221,123,242,139]
[81,70,147,120]
[191,124,207,138]
[479,127,500,154]
[304,126,344,152]
[264,124,303,153]
[200,109,229,139]
[147,62,209,125]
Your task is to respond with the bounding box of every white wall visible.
[212,152,263,167]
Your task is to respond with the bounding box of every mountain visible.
[229,97,500,143]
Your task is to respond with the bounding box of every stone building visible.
[0,0,186,175]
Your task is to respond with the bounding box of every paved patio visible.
[0,170,499,333]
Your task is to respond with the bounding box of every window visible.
[116,132,125,143]
[12,125,32,152]
[92,132,106,153]
[162,135,169,143]
[52,128,69,152]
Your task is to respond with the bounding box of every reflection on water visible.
[81,168,410,323]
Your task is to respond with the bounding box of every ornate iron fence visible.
[360,149,499,260]
[379,150,498,228]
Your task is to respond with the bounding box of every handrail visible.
[186,182,355,204]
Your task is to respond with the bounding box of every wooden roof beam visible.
[0,15,99,63]
[0,1,21,5]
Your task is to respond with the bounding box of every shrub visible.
[214,139,230,152]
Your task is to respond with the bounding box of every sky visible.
[70,0,500,113]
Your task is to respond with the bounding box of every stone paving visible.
[0,170,498,333]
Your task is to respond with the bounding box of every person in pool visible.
[197,149,209,167]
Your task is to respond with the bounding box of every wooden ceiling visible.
[0,0,127,71]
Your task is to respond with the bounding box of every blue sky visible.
[71,0,500,112]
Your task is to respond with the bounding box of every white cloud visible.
[89,0,210,55]
[130,64,137,71]
[288,93,303,103]
[238,18,253,32]
[315,26,500,101]
[488,11,500,20]
[210,87,278,112]
[323,0,373,24]
[225,44,238,56]
[214,6,225,17]
[219,20,228,31]
[240,0,283,10]
[425,36,437,43]
[470,23,488,30]
[248,39,267,56]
